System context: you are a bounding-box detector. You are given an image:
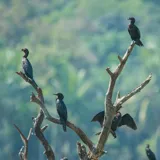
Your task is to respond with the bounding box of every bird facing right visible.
[128,17,143,46]
[145,144,156,160]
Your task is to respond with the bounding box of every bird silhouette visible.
[54,93,68,132]
[21,48,37,87]
[91,111,137,138]
[146,144,156,160]
[128,17,143,46]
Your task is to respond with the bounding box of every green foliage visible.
[0,0,159,159]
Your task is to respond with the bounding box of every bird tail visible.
[63,124,67,132]
[110,130,117,138]
[61,119,67,132]
[32,78,38,87]
[136,40,143,46]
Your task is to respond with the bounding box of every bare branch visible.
[30,91,93,151]
[48,116,93,150]
[33,110,55,160]
[106,67,113,77]
[17,41,148,160]
[17,70,93,158]
[19,146,24,160]
[115,74,152,110]
[16,72,38,92]
[118,55,122,63]
[41,125,48,133]
[14,124,31,160]
[27,128,32,141]
[114,41,135,77]
[77,142,89,160]
[95,42,147,156]
[14,124,27,145]
[30,93,51,118]
[116,91,121,100]
[60,157,68,160]
[16,71,55,160]
[37,87,45,104]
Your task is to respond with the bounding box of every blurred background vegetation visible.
[0,0,160,159]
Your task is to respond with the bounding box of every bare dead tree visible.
[16,42,152,160]
[93,42,152,159]
[16,73,55,160]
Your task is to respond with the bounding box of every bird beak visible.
[53,93,57,95]
[21,49,24,51]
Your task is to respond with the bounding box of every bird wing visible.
[22,58,33,79]
[91,111,104,127]
[146,149,156,160]
[118,114,137,130]
[134,25,141,39]
[128,28,131,35]
[128,24,141,40]
[57,100,68,121]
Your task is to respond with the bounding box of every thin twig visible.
[115,74,152,110]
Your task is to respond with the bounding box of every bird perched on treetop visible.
[21,48,37,87]
[53,93,68,132]
[145,144,156,160]
[91,111,137,138]
[128,17,143,46]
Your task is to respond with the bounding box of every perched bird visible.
[128,17,143,46]
[91,111,137,138]
[21,48,37,86]
[53,93,68,132]
[110,112,122,138]
[146,144,156,160]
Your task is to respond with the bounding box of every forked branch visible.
[115,74,152,111]
[16,72,55,160]
[95,42,152,158]
[16,71,94,155]
[14,124,32,160]
[30,92,93,150]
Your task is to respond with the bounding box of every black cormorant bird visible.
[128,17,143,46]
[91,111,137,138]
[21,48,37,86]
[146,144,156,160]
[54,93,67,132]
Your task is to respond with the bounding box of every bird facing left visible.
[53,92,68,132]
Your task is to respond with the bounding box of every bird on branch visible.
[53,93,68,132]
[128,17,143,46]
[91,111,137,138]
[146,144,156,160]
[21,48,38,87]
